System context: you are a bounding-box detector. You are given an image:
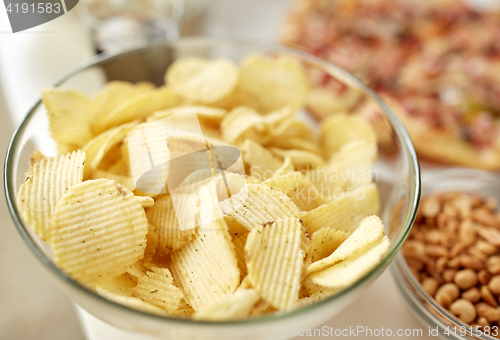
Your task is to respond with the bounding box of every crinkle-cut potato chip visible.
[82,121,138,179]
[170,219,240,312]
[221,106,267,143]
[241,139,282,180]
[147,105,227,127]
[273,155,295,177]
[301,183,380,234]
[92,169,136,192]
[307,227,351,263]
[250,300,276,317]
[306,215,385,275]
[96,287,168,316]
[42,88,95,153]
[146,195,197,254]
[220,184,301,231]
[237,54,309,113]
[306,86,362,121]
[171,298,195,318]
[100,86,178,132]
[133,266,183,312]
[309,236,390,289]
[136,196,154,207]
[91,81,154,134]
[126,261,149,280]
[238,275,252,289]
[51,179,148,287]
[296,286,340,308]
[274,117,315,142]
[193,288,260,321]
[266,136,320,154]
[97,273,137,296]
[108,156,131,177]
[225,215,249,239]
[271,148,325,171]
[232,232,249,280]
[166,56,239,104]
[28,149,45,170]
[17,150,86,242]
[320,113,377,159]
[143,225,159,263]
[245,218,306,311]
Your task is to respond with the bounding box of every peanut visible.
[476,241,498,256]
[476,302,500,323]
[443,269,457,283]
[422,277,439,297]
[487,256,500,275]
[479,228,500,247]
[460,255,484,271]
[477,316,490,328]
[474,209,498,228]
[437,283,460,300]
[422,198,441,218]
[461,287,481,303]
[489,275,500,295]
[427,245,448,258]
[478,270,492,285]
[459,220,476,247]
[449,299,477,324]
[481,286,498,307]
[454,269,478,290]
[403,240,427,262]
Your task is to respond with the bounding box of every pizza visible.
[282,0,500,169]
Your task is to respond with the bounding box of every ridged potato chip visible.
[237,55,309,113]
[225,215,249,239]
[146,195,197,254]
[321,113,377,159]
[97,273,137,296]
[245,218,306,311]
[309,236,390,289]
[250,300,276,317]
[221,106,267,143]
[143,226,159,263]
[274,117,315,142]
[301,183,380,234]
[133,266,183,312]
[273,155,295,177]
[232,232,249,280]
[307,227,351,263]
[266,136,320,154]
[17,150,86,242]
[147,105,227,128]
[171,298,195,318]
[306,215,385,275]
[241,139,282,180]
[126,261,149,280]
[271,148,325,171]
[193,288,260,321]
[42,88,94,153]
[136,196,155,207]
[28,150,45,170]
[51,179,149,286]
[97,287,168,316]
[166,57,239,104]
[306,87,362,121]
[92,169,136,192]
[220,184,301,231]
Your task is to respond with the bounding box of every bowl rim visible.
[4,36,421,326]
[392,167,499,339]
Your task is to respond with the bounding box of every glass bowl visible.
[4,37,420,340]
[392,168,500,340]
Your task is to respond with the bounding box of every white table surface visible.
[0,1,430,339]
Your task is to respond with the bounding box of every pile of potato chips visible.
[17,54,389,320]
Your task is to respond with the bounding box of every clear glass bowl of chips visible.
[4,37,420,340]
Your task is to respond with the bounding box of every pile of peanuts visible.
[403,191,500,331]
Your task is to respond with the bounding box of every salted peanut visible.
[481,286,498,307]
[450,243,466,258]
[460,255,484,271]
[425,258,437,277]
[436,257,448,274]
[437,214,447,230]
[403,240,427,262]
[406,257,424,271]
[485,197,498,211]
[425,229,443,245]
[470,195,485,208]
[449,299,477,324]
[477,316,490,328]
[478,228,500,247]
[479,270,492,286]
[454,269,478,290]
[437,283,460,300]
[422,197,441,218]
[448,256,463,269]
[488,275,500,295]
[467,247,488,262]
[422,277,439,297]
[461,287,481,303]
[443,269,458,283]
[476,241,498,256]
[436,291,453,309]
[476,302,500,323]
[426,245,448,258]
[459,220,476,247]
[474,209,498,228]
[486,256,500,275]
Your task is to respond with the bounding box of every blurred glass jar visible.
[78,0,185,53]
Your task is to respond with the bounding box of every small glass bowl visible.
[4,37,420,340]
[392,168,500,340]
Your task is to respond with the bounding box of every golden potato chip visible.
[301,183,380,234]
[136,196,154,207]
[274,117,315,142]
[266,136,320,154]
[232,232,249,280]
[100,86,178,132]
[238,275,252,289]
[126,261,149,280]
[147,105,227,128]
[237,54,309,113]
[241,139,282,180]
[42,88,94,153]
[97,273,137,296]
[17,150,86,242]
[306,227,351,263]
[166,57,239,104]
[320,113,377,159]
[273,155,295,177]
[245,218,306,311]
[170,218,240,311]
[28,150,45,170]
[271,148,325,171]
[92,169,136,192]
[143,225,159,263]
[133,266,183,312]
[51,179,149,286]
[296,285,340,308]
[221,106,267,143]
[96,287,168,316]
[306,87,362,121]
[108,156,131,177]
[171,298,195,318]
[92,81,154,134]
[220,184,301,231]
[146,195,197,254]
[193,288,260,321]
[306,215,385,275]
[309,236,390,289]
[225,215,249,239]
[249,300,276,317]
[82,121,137,179]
